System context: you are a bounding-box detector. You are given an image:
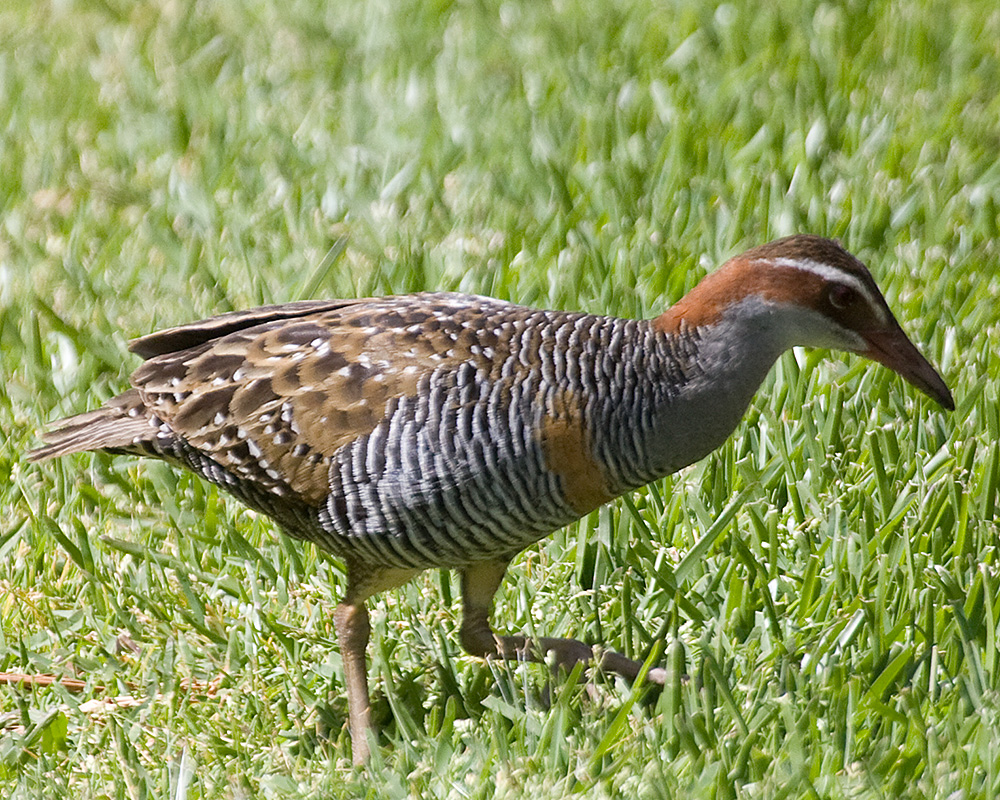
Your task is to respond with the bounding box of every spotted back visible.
[132,295,505,503]
[125,293,697,568]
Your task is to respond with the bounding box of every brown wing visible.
[128,299,362,358]
[130,293,510,506]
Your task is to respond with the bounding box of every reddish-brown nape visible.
[652,235,885,336]
[652,256,828,335]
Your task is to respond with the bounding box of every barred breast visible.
[30,292,699,570]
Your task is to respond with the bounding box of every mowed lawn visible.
[2,0,999,797]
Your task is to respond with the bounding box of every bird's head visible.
[655,235,954,410]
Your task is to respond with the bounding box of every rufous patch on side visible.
[537,390,613,516]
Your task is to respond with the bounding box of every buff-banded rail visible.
[30,235,954,764]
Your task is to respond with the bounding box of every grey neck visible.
[651,312,786,474]
[592,300,793,492]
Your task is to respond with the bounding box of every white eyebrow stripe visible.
[769,256,889,325]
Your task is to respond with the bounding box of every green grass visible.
[2,0,999,796]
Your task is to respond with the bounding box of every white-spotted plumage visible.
[29,234,953,764]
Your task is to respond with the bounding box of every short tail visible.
[28,389,155,462]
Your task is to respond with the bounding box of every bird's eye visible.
[828,284,857,310]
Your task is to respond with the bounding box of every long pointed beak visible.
[859,322,954,410]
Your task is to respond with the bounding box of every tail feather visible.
[28,389,156,462]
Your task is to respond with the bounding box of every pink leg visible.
[459,559,665,684]
[332,562,419,765]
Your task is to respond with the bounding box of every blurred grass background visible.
[2,0,998,796]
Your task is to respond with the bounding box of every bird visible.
[29,234,954,764]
